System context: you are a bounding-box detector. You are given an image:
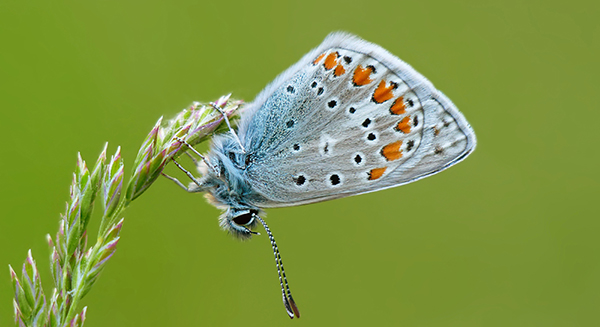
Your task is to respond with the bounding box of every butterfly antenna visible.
[254,214,300,319]
[210,99,246,153]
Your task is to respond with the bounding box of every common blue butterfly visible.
[167,32,476,318]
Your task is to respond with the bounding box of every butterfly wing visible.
[236,32,476,208]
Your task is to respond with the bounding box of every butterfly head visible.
[201,168,261,239]
[217,208,262,239]
[199,134,268,239]
[201,170,263,239]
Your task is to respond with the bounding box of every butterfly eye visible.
[232,210,255,226]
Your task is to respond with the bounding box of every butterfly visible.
[166,32,476,319]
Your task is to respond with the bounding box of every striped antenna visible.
[254,214,300,319]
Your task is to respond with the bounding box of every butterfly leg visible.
[161,172,195,192]
[162,158,205,192]
[173,136,221,177]
[174,137,209,165]
[210,101,246,153]
[184,151,199,166]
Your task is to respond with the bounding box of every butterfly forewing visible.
[236,33,475,208]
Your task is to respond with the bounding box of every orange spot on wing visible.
[334,64,346,76]
[381,141,403,161]
[368,167,387,180]
[396,116,411,134]
[353,65,374,86]
[390,96,406,115]
[323,52,339,70]
[372,80,397,104]
[313,53,326,65]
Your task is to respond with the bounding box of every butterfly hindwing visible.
[236,32,476,208]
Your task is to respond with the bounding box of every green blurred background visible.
[1,0,598,326]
